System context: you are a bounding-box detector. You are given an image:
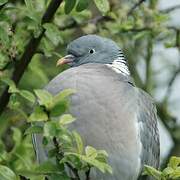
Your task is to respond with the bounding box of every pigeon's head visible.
[57,35,125,67]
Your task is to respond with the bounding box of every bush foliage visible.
[0,0,180,179]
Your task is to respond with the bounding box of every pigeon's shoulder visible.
[62,63,133,83]
[45,63,134,95]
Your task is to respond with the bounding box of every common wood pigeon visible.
[33,35,160,180]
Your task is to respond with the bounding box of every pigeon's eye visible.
[89,49,95,54]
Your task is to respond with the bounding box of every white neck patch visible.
[106,57,130,76]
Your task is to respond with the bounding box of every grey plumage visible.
[33,35,160,180]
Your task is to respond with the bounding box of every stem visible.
[0,0,63,116]
[19,176,29,180]
[144,36,153,92]
[160,4,180,13]
[66,162,80,180]
[85,167,91,180]
[52,137,80,180]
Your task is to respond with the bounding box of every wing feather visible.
[137,89,160,179]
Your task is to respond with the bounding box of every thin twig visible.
[127,0,146,16]
[144,37,153,92]
[160,4,180,13]
[164,68,180,102]
[0,0,63,116]
[163,30,180,102]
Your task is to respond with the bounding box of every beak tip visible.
[56,54,75,67]
[56,58,65,67]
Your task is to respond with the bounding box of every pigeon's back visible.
[33,63,159,180]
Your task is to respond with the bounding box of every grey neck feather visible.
[106,51,130,76]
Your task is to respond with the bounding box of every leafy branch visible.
[26,89,112,179]
[0,79,112,179]
[143,156,180,179]
[0,0,63,116]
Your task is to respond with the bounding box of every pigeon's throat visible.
[106,57,130,76]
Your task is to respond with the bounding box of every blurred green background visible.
[0,0,180,179]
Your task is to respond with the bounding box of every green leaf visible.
[34,89,53,109]
[50,89,75,117]
[168,156,180,169]
[0,165,17,180]
[0,0,8,6]
[12,127,22,148]
[164,42,175,48]
[82,156,112,174]
[72,131,83,154]
[1,78,19,93]
[0,53,9,70]
[34,161,61,174]
[133,31,150,41]
[42,137,49,146]
[93,0,110,14]
[19,90,36,103]
[82,153,111,173]
[60,154,84,170]
[60,133,73,145]
[64,152,112,174]
[28,106,48,122]
[43,121,58,137]
[0,140,7,162]
[9,94,20,109]
[40,37,54,57]
[85,146,97,159]
[16,169,45,178]
[0,25,9,46]
[49,174,70,180]
[48,148,57,158]
[50,100,68,117]
[76,0,90,12]
[43,23,63,46]
[25,125,43,135]
[24,0,34,10]
[53,89,76,106]
[64,0,76,14]
[143,165,162,179]
[24,0,41,25]
[59,114,76,125]
[97,150,108,157]
[96,150,108,163]
[24,0,33,10]
[162,167,174,176]
[169,168,180,179]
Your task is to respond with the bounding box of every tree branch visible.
[0,0,63,116]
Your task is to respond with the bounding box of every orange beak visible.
[56,54,75,66]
